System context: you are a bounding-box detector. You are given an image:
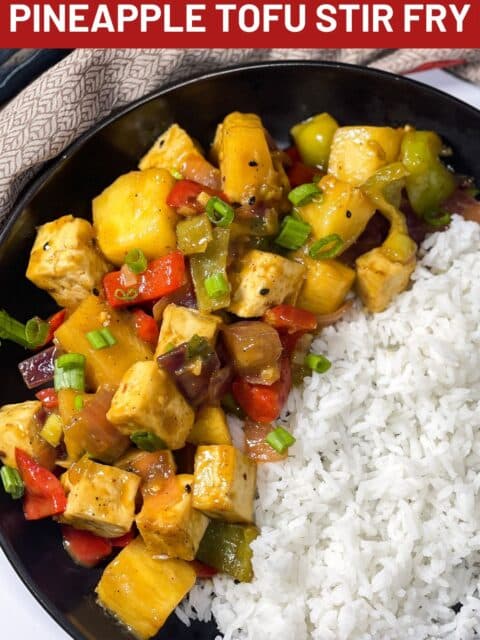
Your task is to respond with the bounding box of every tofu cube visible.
[26,215,111,309]
[356,248,416,312]
[96,537,196,640]
[187,406,232,446]
[154,303,222,358]
[136,474,209,560]
[193,445,256,523]
[60,457,140,538]
[295,256,356,315]
[107,361,194,450]
[228,250,305,318]
[0,401,55,470]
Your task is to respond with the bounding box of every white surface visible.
[1,67,480,640]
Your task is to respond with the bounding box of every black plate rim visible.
[1,58,480,640]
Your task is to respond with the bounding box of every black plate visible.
[1,61,480,640]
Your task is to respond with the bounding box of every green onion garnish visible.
[114,288,139,302]
[86,328,116,350]
[204,273,230,299]
[74,395,84,411]
[305,353,331,374]
[125,248,148,275]
[309,234,344,260]
[0,310,29,348]
[54,353,86,392]
[206,197,235,227]
[130,431,165,452]
[56,353,86,369]
[265,427,296,454]
[169,168,183,180]
[275,216,311,250]
[186,334,212,361]
[288,183,322,207]
[424,210,451,227]
[1,466,24,500]
[25,317,49,348]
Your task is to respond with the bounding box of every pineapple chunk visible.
[107,361,194,450]
[228,249,305,318]
[154,303,223,358]
[212,112,288,204]
[328,126,404,186]
[187,406,232,446]
[136,474,209,560]
[96,537,196,640]
[60,457,140,538]
[0,401,55,470]
[92,168,177,266]
[139,123,220,188]
[292,255,356,315]
[26,215,110,310]
[193,445,256,524]
[356,248,416,312]
[55,295,153,390]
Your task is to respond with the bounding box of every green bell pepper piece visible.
[290,113,339,170]
[177,215,213,255]
[190,227,231,312]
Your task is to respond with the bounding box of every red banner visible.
[0,0,476,47]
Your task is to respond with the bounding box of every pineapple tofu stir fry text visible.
[0,109,464,638]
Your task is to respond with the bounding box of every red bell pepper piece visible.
[287,161,317,188]
[35,387,59,410]
[111,529,135,548]
[46,309,67,344]
[15,449,67,520]
[232,358,292,424]
[62,525,112,568]
[285,146,301,163]
[279,331,303,357]
[263,305,318,334]
[133,309,159,347]
[103,251,186,309]
[166,179,229,212]
[191,560,218,578]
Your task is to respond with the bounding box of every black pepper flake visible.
[185,484,192,494]
[92,287,99,296]
[248,160,258,167]
[242,473,247,480]
[248,196,256,205]
[159,139,165,147]
[260,288,270,296]
[43,242,50,251]
[346,210,352,219]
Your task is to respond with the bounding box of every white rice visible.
[178,215,480,640]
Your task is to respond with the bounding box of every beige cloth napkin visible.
[1,47,479,229]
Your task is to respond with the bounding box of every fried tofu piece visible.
[96,537,196,640]
[193,445,256,524]
[187,406,232,446]
[136,474,209,560]
[26,215,111,310]
[60,457,140,538]
[328,126,404,186]
[356,248,416,312]
[107,361,194,450]
[0,401,55,470]
[228,249,305,318]
[154,303,222,358]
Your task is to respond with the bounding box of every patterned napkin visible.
[1,47,479,228]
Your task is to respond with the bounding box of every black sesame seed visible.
[249,196,256,205]
[248,160,258,167]
[92,287,100,296]
[346,210,352,218]
[185,484,192,494]
[242,473,247,480]
[43,242,50,251]
[260,288,270,296]
[159,139,165,147]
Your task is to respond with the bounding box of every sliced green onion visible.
[125,248,148,275]
[114,288,139,302]
[25,317,49,348]
[265,427,296,454]
[0,310,29,348]
[309,234,344,260]
[186,334,212,361]
[305,353,331,374]
[424,210,451,227]
[275,216,311,250]
[204,273,230,299]
[54,354,86,392]
[74,395,84,411]
[288,183,322,207]
[1,466,24,500]
[206,197,235,227]
[56,353,86,369]
[130,431,166,452]
[86,328,117,350]
[169,167,183,180]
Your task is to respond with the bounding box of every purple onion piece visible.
[207,364,234,405]
[157,344,188,374]
[18,346,56,390]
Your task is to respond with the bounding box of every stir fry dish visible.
[0,111,475,639]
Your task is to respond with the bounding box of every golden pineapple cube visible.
[293,256,356,315]
[96,537,196,640]
[193,445,256,524]
[60,457,140,538]
[187,406,232,446]
[107,361,194,450]
[136,474,209,560]
[154,303,222,358]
